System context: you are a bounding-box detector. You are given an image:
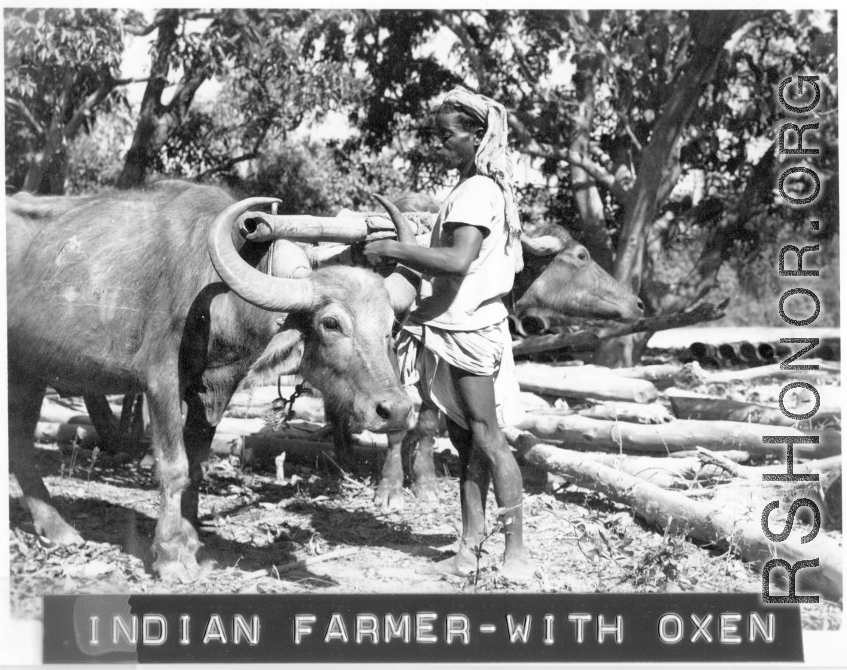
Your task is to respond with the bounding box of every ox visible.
[6,180,415,581]
[330,199,645,510]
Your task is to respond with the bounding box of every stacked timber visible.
[688,337,840,370]
[32,354,843,600]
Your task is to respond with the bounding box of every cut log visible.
[34,422,98,448]
[569,451,842,490]
[598,364,682,386]
[700,450,842,481]
[666,391,796,426]
[39,397,105,425]
[526,406,574,416]
[512,300,728,356]
[515,363,659,403]
[782,384,841,423]
[514,414,841,459]
[537,363,681,388]
[210,432,388,468]
[513,330,599,355]
[706,359,840,383]
[576,401,673,424]
[519,392,555,411]
[541,452,730,489]
[226,387,327,422]
[504,427,842,602]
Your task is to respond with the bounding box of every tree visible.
[116,9,362,189]
[324,9,837,364]
[4,8,131,194]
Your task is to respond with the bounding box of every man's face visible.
[434,111,478,174]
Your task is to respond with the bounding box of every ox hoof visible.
[153,556,204,584]
[411,476,440,503]
[27,500,85,546]
[374,481,406,512]
[39,519,85,547]
[152,519,203,582]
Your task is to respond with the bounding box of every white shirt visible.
[410,175,515,330]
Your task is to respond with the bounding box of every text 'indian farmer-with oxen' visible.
[364,88,535,582]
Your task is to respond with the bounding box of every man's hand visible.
[362,239,398,266]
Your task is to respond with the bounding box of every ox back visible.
[6,180,413,582]
[7,182,276,396]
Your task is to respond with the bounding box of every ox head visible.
[208,198,415,433]
[516,227,644,323]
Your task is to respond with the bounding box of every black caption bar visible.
[43,593,802,664]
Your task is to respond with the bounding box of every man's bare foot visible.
[499,554,536,583]
[419,549,478,577]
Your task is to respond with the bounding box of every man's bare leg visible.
[423,368,534,581]
[452,368,535,581]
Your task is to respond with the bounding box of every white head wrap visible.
[441,88,523,273]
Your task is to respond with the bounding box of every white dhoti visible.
[397,320,525,430]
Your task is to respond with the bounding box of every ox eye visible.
[577,249,590,261]
[322,317,341,331]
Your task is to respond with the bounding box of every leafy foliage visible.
[239,140,408,216]
[6,9,838,336]
[4,8,127,193]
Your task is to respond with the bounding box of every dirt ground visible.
[9,413,842,631]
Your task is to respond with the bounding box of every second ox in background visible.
[327,196,644,510]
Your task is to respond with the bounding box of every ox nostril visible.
[376,401,393,421]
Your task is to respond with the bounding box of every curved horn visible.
[372,193,421,313]
[521,235,566,256]
[208,197,316,312]
[384,266,419,313]
[371,193,419,245]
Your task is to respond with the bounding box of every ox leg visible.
[374,430,406,511]
[147,381,202,582]
[327,407,356,473]
[8,376,84,545]
[182,392,222,525]
[408,405,440,502]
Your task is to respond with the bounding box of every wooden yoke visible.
[238,210,436,244]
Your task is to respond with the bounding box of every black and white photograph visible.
[2,7,842,664]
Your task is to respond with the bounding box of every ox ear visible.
[249,328,305,381]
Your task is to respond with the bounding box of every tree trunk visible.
[597,12,753,367]
[644,147,777,316]
[569,69,614,272]
[116,10,182,189]
[22,69,75,195]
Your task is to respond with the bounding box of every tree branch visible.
[507,110,631,204]
[195,152,259,180]
[5,97,43,135]
[438,10,488,90]
[63,76,118,138]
